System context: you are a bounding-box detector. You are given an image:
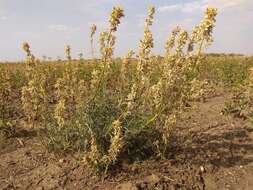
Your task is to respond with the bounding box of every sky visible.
[0,0,252,61]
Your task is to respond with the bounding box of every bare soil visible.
[1,91,253,190]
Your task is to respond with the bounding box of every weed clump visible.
[1,6,219,174]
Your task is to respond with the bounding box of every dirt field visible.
[1,91,253,190]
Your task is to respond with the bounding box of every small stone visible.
[200,166,205,173]
[143,174,160,184]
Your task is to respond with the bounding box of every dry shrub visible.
[6,6,218,174]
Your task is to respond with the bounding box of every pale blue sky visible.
[0,0,252,61]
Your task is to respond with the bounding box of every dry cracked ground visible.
[1,91,253,190]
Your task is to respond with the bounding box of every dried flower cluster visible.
[100,6,124,64]
[54,49,86,128]
[21,43,48,128]
[188,8,218,56]
[90,24,97,58]
[65,45,71,62]
[165,27,180,58]
[138,6,155,77]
